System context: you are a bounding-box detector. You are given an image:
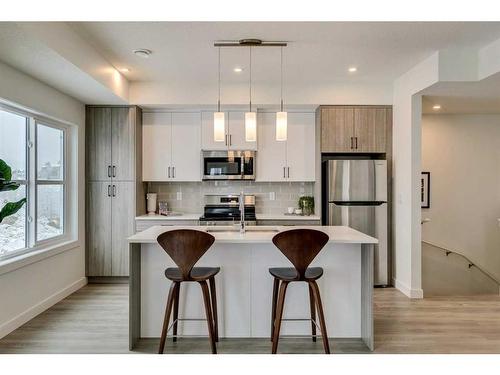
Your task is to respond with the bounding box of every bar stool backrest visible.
[157,229,215,280]
[272,229,329,278]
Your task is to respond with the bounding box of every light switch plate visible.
[269,192,276,201]
[176,191,182,201]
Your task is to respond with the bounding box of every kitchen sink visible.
[205,226,280,234]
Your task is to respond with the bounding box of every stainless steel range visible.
[199,194,256,226]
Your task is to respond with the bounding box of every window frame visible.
[0,103,70,261]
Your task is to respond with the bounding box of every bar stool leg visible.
[172,282,180,342]
[209,276,219,342]
[159,281,177,354]
[271,281,289,354]
[309,281,330,354]
[308,284,317,342]
[199,281,217,354]
[270,278,280,341]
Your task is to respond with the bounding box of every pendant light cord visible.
[280,46,284,112]
[218,46,221,112]
[249,46,252,112]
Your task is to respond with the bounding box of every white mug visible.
[287,207,294,214]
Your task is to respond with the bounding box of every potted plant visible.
[298,196,314,216]
[0,159,27,223]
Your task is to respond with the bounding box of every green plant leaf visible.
[0,198,26,223]
[0,159,12,181]
[0,181,20,192]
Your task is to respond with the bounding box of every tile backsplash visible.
[146,181,315,214]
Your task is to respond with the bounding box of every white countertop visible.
[135,214,201,221]
[128,225,378,245]
[256,213,321,221]
[135,213,321,221]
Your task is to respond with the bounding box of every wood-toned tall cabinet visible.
[86,106,144,277]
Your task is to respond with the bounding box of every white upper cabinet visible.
[201,111,228,150]
[256,112,287,181]
[142,112,201,181]
[227,112,258,150]
[142,112,172,181]
[171,112,202,181]
[201,111,257,150]
[286,112,316,182]
[256,111,315,182]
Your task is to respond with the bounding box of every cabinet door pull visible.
[229,134,232,146]
[168,166,171,178]
[112,165,116,177]
[172,166,175,178]
[350,137,353,149]
[107,185,111,197]
[355,137,358,149]
[225,134,228,146]
[287,167,290,178]
[108,165,111,178]
[283,167,286,179]
[112,185,116,197]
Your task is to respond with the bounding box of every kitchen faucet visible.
[239,191,245,234]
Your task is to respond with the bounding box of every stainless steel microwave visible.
[202,150,256,180]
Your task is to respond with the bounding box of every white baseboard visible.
[392,278,424,299]
[0,277,87,339]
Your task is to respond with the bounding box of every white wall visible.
[391,53,439,298]
[421,114,500,282]
[130,81,393,106]
[0,60,86,338]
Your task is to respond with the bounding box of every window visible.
[0,105,68,260]
[36,123,65,241]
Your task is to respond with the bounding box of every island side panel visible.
[251,243,362,338]
[361,243,374,351]
[129,243,141,350]
[138,241,364,340]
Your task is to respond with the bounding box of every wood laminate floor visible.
[0,284,499,354]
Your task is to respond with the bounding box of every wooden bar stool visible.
[156,229,219,354]
[270,229,330,354]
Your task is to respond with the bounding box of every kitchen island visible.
[128,225,377,351]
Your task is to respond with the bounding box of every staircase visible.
[422,241,500,296]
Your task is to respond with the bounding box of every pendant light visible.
[245,46,257,142]
[276,46,287,141]
[214,47,225,142]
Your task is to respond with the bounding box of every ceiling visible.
[0,23,126,105]
[422,72,500,114]
[70,22,500,86]
[2,22,500,105]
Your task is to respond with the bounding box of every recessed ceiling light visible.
[348,67,357,73]
[133,49,152,58]
[120,68,131,73]
[233,67,243,73]
[433,105,441,110]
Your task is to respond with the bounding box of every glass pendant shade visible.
[213,112,225,142]
[276,111,287,141]
[245,112,257,142]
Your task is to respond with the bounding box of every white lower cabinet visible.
[143,112,201,181]
[256,111,315,182]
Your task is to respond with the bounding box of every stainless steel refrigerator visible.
[322,159,389,286]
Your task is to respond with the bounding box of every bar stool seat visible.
[269,267,323,281]
[165,267,220,282]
